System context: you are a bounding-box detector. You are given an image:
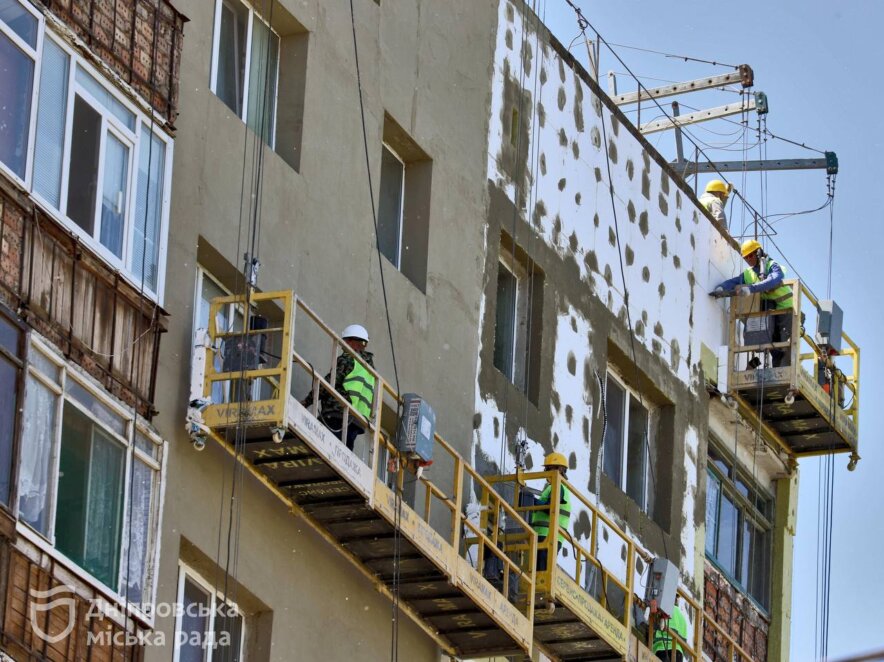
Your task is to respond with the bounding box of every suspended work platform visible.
[480,472,634,661]
[187,289,770,661]
[188,290,535,659]
[725,280,860,463]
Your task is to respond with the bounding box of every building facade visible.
[0,0,844,660]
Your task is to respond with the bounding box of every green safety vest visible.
[342,360,375,418]
[652,605,688,654]
[743,258,794,310]
[531,483,571,544]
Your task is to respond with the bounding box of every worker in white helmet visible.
[302,324,376,450]
[699,179,731,225]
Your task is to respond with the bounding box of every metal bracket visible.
[674,152,838,175]
[640,97,757,134]
[614,65,754,105]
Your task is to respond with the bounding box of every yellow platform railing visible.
[646,587,754,662]
[726,278,860,460]
[482,471,636,645]
[201,290,537,641]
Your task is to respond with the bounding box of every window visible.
[17,338,165,608]
[210,0,308,171]
[0,0,40,181]
[602,371,651,510]
[194,267,245,404]
[4,24,175,300]
[0,309,24,506]
[210,0,279,147]
[174,567,245,662]
[705,442,772,609]
[493,237,543,399]
[378,145,405,267]
[377,116,432,291]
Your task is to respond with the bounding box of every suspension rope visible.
[521,0,546,456]
[592,39,739,69]
[120,4,163,659]
[498,0,535,477]
[215,1,278,655]
[591,22,670,564]
[347,3,407,659]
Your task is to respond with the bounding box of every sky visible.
[539,2,883,660]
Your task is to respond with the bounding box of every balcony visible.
[0,182,167,418]
[45,0,187,123]
[0,526,147,662]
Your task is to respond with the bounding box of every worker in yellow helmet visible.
[531,452,572,571]
[712,239,795,367]
[699,180,731,224]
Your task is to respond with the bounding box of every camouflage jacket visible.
[304,350,375,421]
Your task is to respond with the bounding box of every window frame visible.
[173,563,247,662]
[66,66,138,261]
[194,266,260,403]
[494,252,523,383]
[602,369,651,512]
[193,266,242,341]
[704,439,773,611]
[25,32,174,303]
[15,335,167,623]
[379,142,406,268]
[0,0,44,189]
[209,0,281,148]
[0,307,26,510]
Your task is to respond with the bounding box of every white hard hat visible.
[342,324,369,342]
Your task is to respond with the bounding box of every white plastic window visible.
[173,566,246,662]
[377,144,405,267]
[210,0,280,147]
[493,246,534,393]
[194,267,246,404]
[23,31,174,301]
[16,336,165,610]
[602,371,651,511]
[0,0,41,182]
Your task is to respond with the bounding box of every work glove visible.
[735,285,751,297]
[710,287,726,298]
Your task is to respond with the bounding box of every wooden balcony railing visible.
[0,182,167,418]
[0,532,146,662]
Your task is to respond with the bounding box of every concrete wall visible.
[149,0,500,659]
[471,0,748,598]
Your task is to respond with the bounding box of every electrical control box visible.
[815,300,843,353]
[397,394,435,462]
[742,313,773,350]
[645,557,679,617]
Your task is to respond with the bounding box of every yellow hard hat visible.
[741,239,762,258]
[706,179,729,195]
[543,452,568,469]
